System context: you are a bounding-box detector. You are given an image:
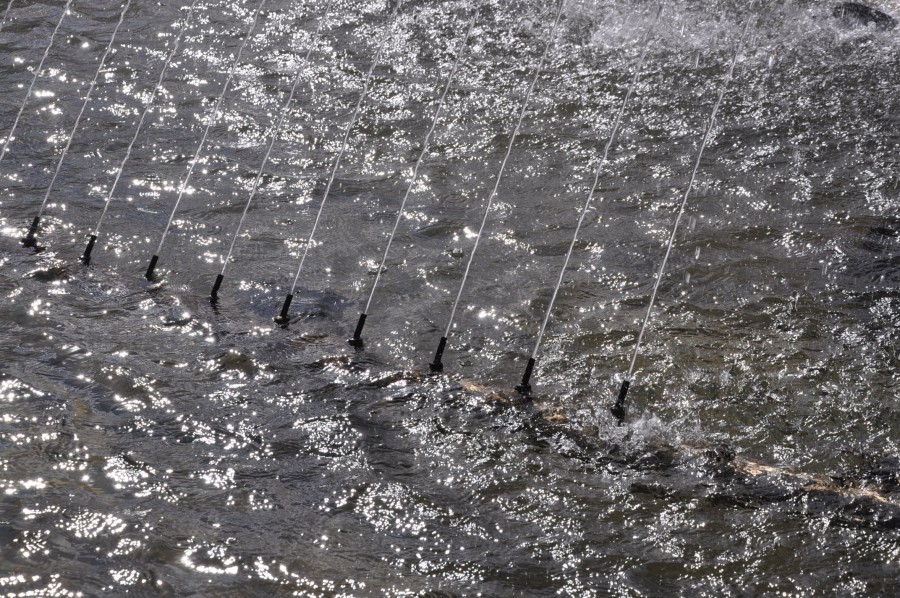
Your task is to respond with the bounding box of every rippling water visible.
[1,0,898,595]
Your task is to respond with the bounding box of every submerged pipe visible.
[364,372,900,531]
[833,2,898,29]
[613,4,756,423]
[429,0,567,373]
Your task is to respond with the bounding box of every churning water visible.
[0,0,898,595]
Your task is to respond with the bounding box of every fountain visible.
[4,0,72,247]
[210,0,332,300]
[149,0,268,283]
[613,4,755,421]
[275,0,402,320]
[429,0,567,373]
[518,6,662,395]
[0,1,897,595]
[349,12,476,347]
[26,0,133,252]
[83,0,201,266]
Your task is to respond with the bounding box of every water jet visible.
[0,0,13,35]
[430,0,567,373]
[276,0,402,321]
[151,0,268,288]
[82,0,201,266]
[214,1,333,306]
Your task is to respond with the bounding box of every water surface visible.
[0,0,898,595]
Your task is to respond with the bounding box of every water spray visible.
[428,0,566,373]
[516,5,662,394]
[5,0,72,246]
[612,5,756,422]
[208,0,333,299]
[147,0,267,280]
[348,13,476,347]
[833,2,897,29]
[273,0,402,318]
[80,0,201,265]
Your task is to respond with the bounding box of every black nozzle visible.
[81,234,97,265]
[611,379,630,422]
[515,357,536,394]
[22,216,40,247]
[429,336,447,372]
[275,293,293,323]
[145,254,159,281]
[211,273,224,302]
[348,312,367,347]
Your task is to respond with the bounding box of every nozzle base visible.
[211,273,224,303]
[145,254,160,281]
[348,313,367,347]
[22,216,40,248]
[81,234,97,265]
[429,336,448,373]
[516,357,536,395]
[274,293,293,324]
[611,379,631,423]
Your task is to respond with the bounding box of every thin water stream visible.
[0,0,898,595]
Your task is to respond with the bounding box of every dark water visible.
[1,0,898,594]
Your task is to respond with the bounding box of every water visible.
[0,0,898,595]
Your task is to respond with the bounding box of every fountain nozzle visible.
[611,380,630,422]
[81,234,97,265]
[515,357,536,394]
[22,216,40,248]
[145,255,159,281]
[348,313,367,347]
[275,293,293,324]
[429,336,447,372]
[211,274,224,303]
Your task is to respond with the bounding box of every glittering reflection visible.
[0,0,899,595]
[0,575,86,598]
[63,510,127,540]
[293,414,360,458]
[180,541,239,576]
